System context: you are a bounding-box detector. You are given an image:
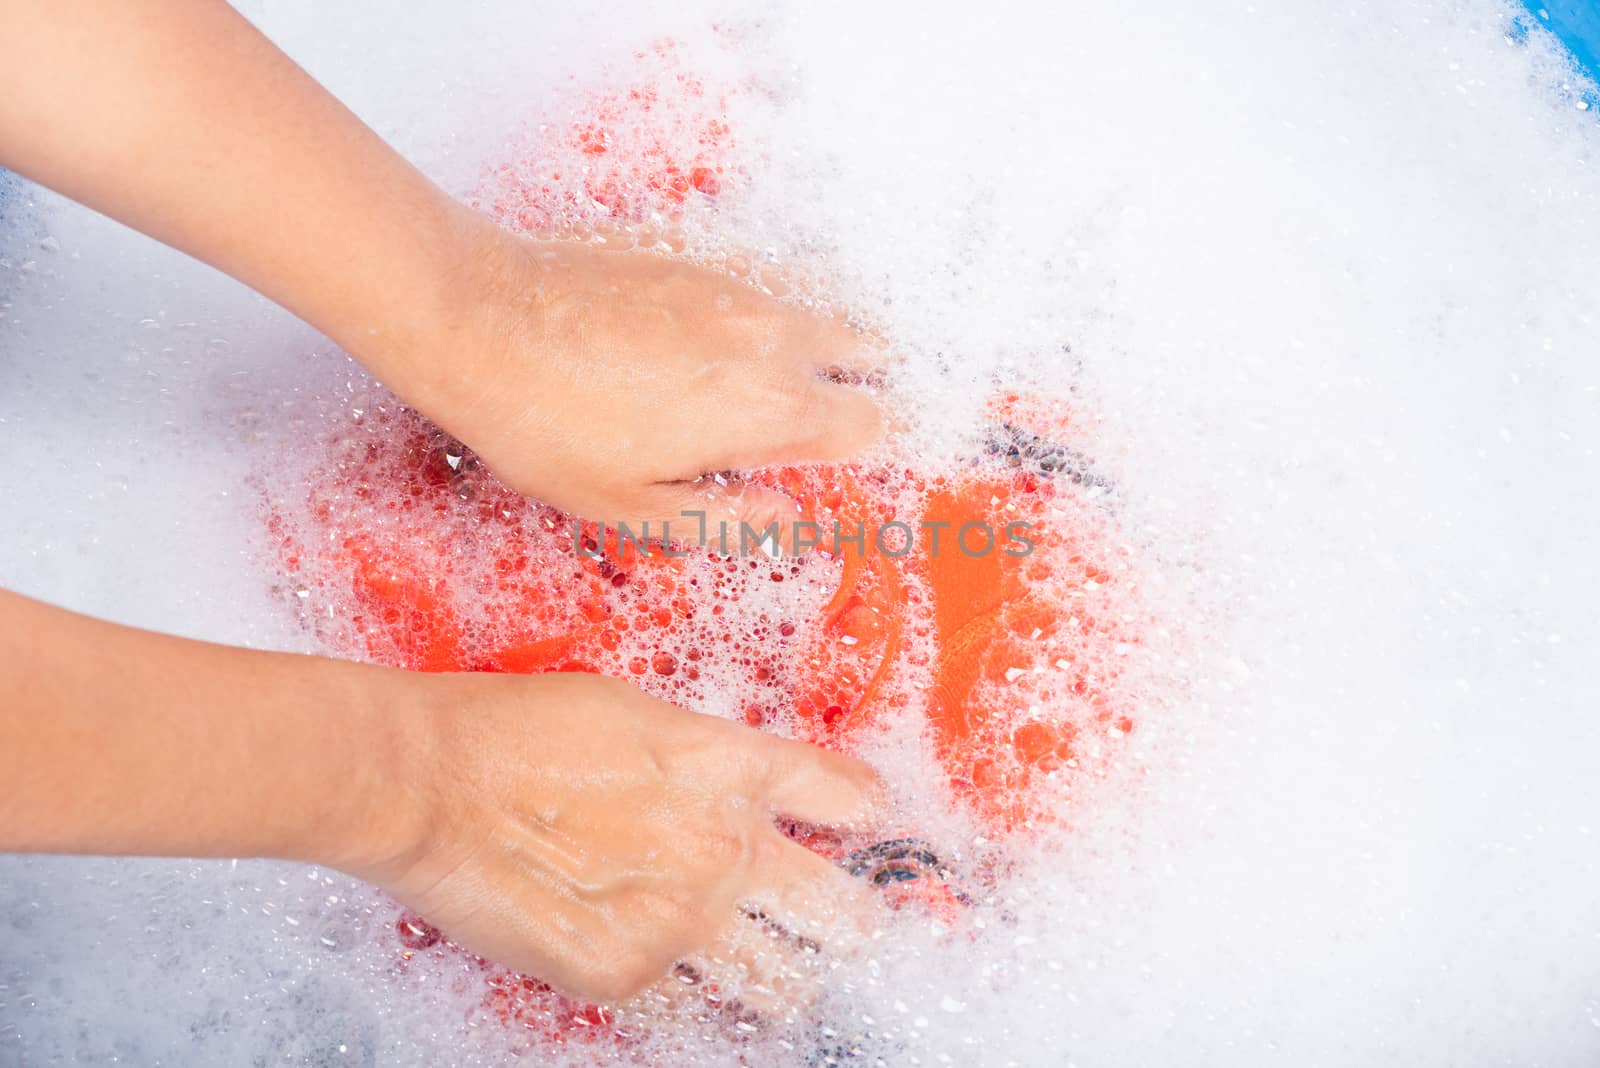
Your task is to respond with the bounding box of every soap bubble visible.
[3,2,1599,1065]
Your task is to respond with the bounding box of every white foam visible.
[3,1,1599,1064]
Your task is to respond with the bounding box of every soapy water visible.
[251,45,1156,1059]
[3,1,1600,1065]
[1515,0,1600,99]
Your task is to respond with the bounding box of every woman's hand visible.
[0,590,883,1007]
[0,0,885,538]
[372,226,886,541]
[0,0,892,1008]
[368,670,883,1003]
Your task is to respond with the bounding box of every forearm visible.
[0,587,428,873]
[0,0,494,405]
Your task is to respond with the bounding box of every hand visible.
[378,225,887,540]
[0,1,886,538]
[365,670,883,1004]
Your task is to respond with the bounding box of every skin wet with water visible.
[3,2,1600,1065]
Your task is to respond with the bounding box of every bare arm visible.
[0,0,883,533]
[0,587,420,866]
[0,587,878,1001]
[0,1,885,1002]
[0,0,479,396]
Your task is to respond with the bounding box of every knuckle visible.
[659,724,723,780]
[750,832,786,870]
[699,827,748,869]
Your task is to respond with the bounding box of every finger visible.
[644,887,839,1024]
[794,377,889,459]
[723,250,813,299]
[721,839,871,1019]
[635,840,876,1023]
[633,479,807,557]
[694,375,887,475]
[586,218,690,254]
[638,957,761,1020]
[781,305,892,376]
[754,731,886,829]
[741,834,878,951]
[658,935,799,1023]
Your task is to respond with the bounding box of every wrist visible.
[341,204,536,438]
[295,659,446,883]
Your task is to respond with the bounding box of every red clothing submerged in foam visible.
[262,38,1144,1049]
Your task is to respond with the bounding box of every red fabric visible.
[263,42,1141,1046]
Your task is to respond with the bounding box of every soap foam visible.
[3,1,1599,1064]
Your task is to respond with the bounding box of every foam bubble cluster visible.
[3,1,1599,1065]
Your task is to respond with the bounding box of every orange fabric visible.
[295,448,1133,832]
[762,458,1134,831]
[272,421,1138,1022]
[262,45,1140,1046]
